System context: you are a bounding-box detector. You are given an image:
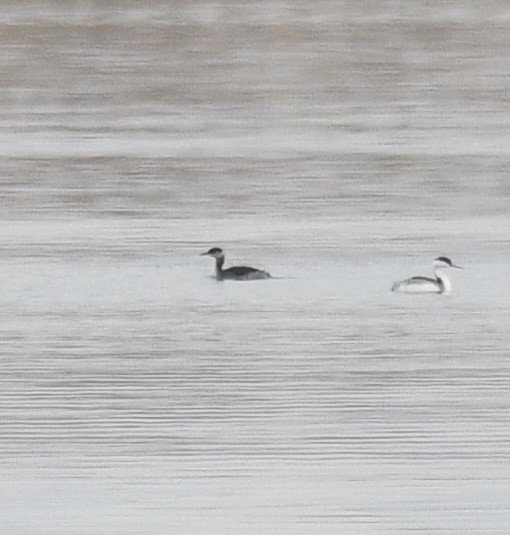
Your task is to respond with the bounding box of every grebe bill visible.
[200,247,271,281]
[392,256,462,294]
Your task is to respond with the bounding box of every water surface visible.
[0,2,509,533]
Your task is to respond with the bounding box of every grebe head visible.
[200,247,224,259]
[433,256,462,270]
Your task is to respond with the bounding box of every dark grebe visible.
[200,247,271,281]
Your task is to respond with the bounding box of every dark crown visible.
[435,256,452,265]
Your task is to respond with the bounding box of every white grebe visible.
[200,247,271,281]
[392,256,462,294]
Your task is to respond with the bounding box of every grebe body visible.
[392,257,462,295]
[201,247,270,281]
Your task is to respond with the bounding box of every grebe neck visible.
[434,267,452,294]
[215,255,225,278]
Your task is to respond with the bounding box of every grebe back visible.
[200,247,271,281]
[392,256,462,294]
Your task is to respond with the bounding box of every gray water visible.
[1,2,510,533]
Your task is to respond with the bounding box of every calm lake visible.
[0,1,509,533]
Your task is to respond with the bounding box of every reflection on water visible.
[0,2,509,533]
